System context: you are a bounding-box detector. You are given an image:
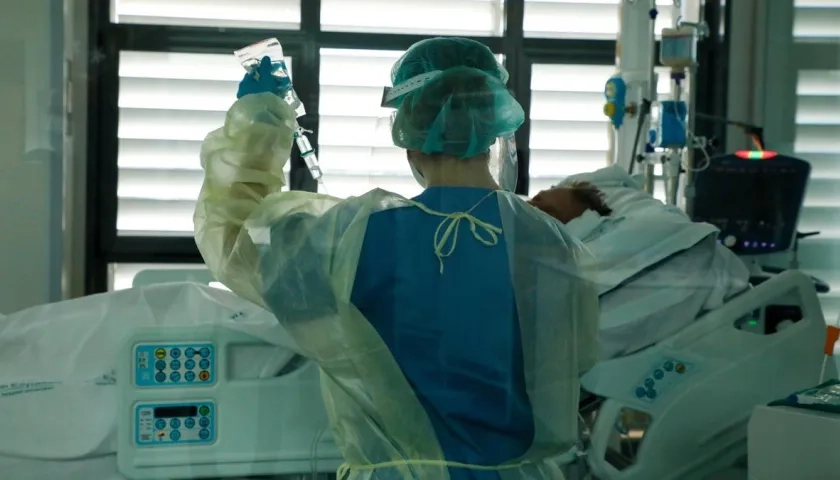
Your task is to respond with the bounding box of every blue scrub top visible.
[351,187,535,479]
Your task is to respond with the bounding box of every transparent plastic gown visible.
[194,92,600,479]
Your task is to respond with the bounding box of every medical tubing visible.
[627,98,652,174]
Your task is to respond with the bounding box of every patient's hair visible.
[567,181,613,217]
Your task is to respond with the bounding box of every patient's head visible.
[529,181,613,223]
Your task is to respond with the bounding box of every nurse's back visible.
[351,186,534,480]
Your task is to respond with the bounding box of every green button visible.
[199,405,210,416]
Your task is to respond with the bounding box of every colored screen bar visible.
[735,150,778,160]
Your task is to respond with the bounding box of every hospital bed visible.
[0,268,821,480]
[0,164,814,479]
[571,269,830,480]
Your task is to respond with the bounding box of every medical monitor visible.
[691,151,810,255]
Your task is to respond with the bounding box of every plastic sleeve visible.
[193,93,298,308]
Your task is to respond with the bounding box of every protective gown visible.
[194,92,600,479]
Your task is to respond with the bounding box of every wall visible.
[0,0,66,313]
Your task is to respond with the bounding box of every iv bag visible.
[234,38,306,118]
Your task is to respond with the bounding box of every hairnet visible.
[389,38,525,159]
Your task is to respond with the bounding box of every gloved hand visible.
[237,56,292,99]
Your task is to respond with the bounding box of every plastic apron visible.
[195,93,601,479]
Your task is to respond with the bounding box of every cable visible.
[628,99,653,175]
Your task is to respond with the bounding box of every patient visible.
[529,181,613,223]
[529,173,750,359]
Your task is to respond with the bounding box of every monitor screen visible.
[691,154,810,254]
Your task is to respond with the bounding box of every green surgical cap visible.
[389,37,525,159]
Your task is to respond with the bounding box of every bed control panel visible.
[135,401,216,446]
[134,343,216,387]
[632,358,694,403]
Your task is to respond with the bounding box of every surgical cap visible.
[389,37,525,159]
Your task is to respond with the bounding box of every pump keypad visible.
[135,402,216,446]
[135,343,215,387]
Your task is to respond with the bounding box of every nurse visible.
[195,37,599,479]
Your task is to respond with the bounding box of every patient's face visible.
[529,187,588,223]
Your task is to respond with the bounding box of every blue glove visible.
[237,56,292,99]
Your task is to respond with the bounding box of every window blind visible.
[529,63,679,199]
[318,49,423,199]
[321,0,505,36]
[111,0,301,29]
[792,0,840,320]
[318,48,506,199]
[117,51,291,236]
[524,0,678,39]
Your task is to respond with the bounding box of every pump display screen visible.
[154,405,198,418]
[691,153,810,255]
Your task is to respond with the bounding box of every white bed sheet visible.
[563,165,750,359]
[598,237,745,359]
[0,454,124,480]
[0,454,295,480]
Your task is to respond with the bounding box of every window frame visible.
[85,0,729,293]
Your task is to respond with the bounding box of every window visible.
[793,0,840,40]
[88,0,724,294]
[318,49,423,199]
[321,0,505,36]
[319,49,506,199]
[117,51,291,236]
[524,0,677,39]
[792,0,840,319]
[528,63,677,199]
[111,0,301,29]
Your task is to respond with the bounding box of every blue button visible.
[664,361,674,371]
[185,371,196,382]
[170,348,181,359]
[155,419,166,430]
[199,359,210,370]
[185,347,196,357]
[170,371,181,382]
[199,417,210,428]
[155,360,166,371]
[199,428,210,440]
[635,387,646,398]
[170,360,181,370]
[155,372,166,383]
[646,388,658,399]
[644,378,654,388]
[184,417,195,429]
[170,418,181,429]
[653,369,664,380]
[170,430,181,441]
[185,359,196,370]
[200,347,210,358]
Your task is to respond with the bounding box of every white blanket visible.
[563,166,750,358]
[0,283,297,460]
[563,166,722,295]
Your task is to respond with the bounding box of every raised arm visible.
[193,91,297,308]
